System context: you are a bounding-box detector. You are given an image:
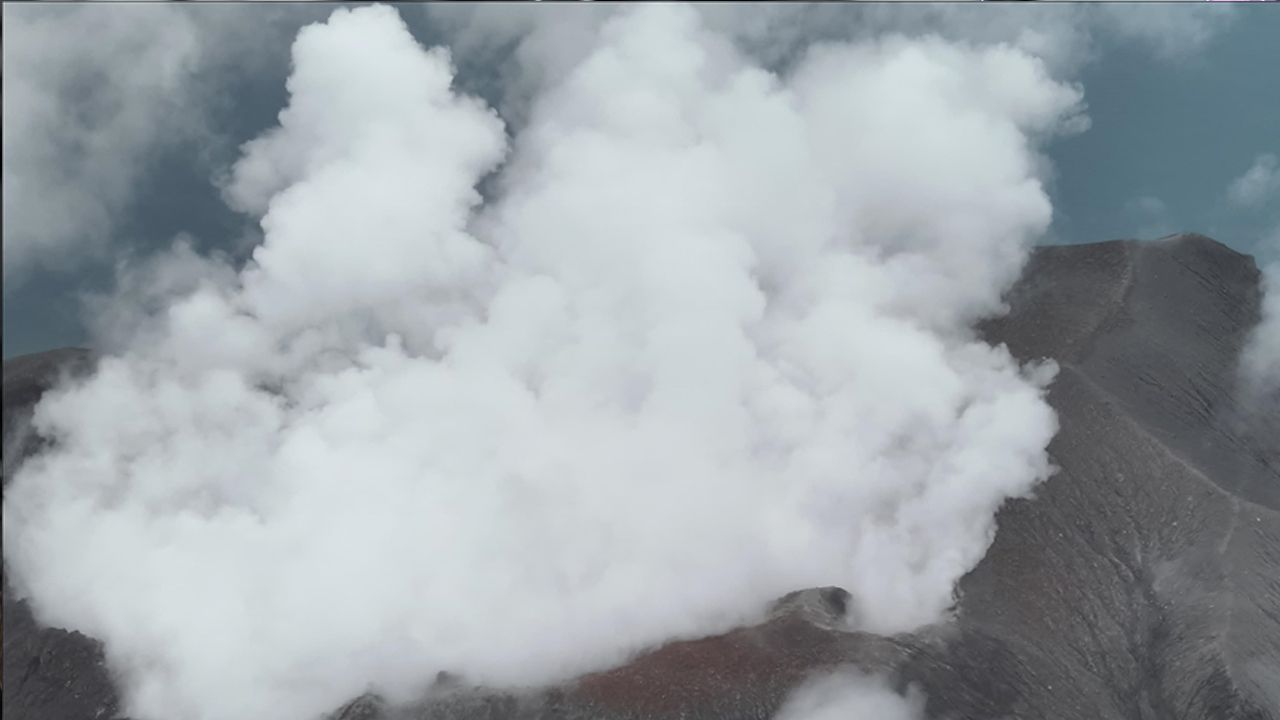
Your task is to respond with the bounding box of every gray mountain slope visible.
[931,235,1280,719]
[3,235,1278,720]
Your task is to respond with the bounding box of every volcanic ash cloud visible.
[3,5,1084,720]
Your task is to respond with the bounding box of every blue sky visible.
[1046,8,1280,256]
[3,3,1278,358]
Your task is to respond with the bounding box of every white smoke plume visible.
[1228,154,1280,209]
[1,2,1233,288]
[427,1,1232,125]
[81,237,240,357]
[773,670,924,720]
[0,2,324,286]
[1241,262,1280,398]
[4,5,1081,720]
[2,3,201,282]
[1227,154,1280,401]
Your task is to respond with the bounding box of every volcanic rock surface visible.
[3,235,1278,720]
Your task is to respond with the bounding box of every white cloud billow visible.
[1241,262,1280,398]
[1239,263,1280,392]
[5,5,1083,720]
[1,2,1233,289]
[1228,153,1280,209]
[1227,154,1280,399]
[1,4,201,282]
[427,1,1233,125]
[0,3,325,287]
[773,671,924,720]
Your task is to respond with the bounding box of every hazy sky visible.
[3,3,1278,358]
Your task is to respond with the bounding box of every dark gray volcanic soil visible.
[4,235,1278,720]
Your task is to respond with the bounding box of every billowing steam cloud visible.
[1229,154,1280,400]
[773,670,924,720]
[4,5,1083,720]
[428,1,1230,125]
[2,3,201,281]
[0,2,325,286]
[1241,263,1280,398]
[1,1,1232,288]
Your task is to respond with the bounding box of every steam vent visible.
[5,234,1278,720]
